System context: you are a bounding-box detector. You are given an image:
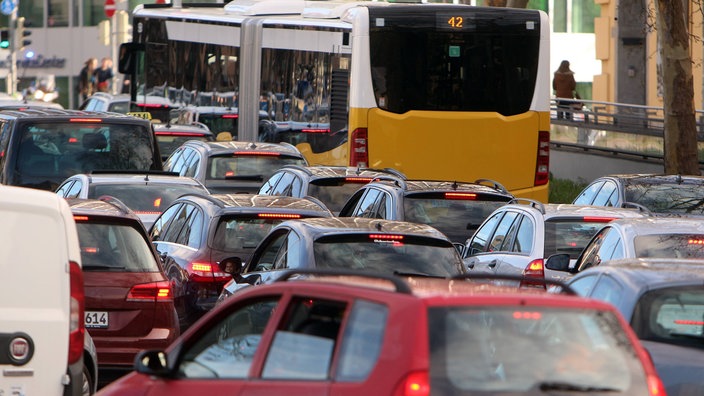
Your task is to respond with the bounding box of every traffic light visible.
[98,19,110,46]
[16,17,32,52]
[0,30,9,49]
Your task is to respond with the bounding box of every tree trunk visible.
[483,0,507,6]
[655,0,700,175]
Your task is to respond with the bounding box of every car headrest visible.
[83,133,107,150]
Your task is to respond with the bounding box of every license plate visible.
[84,311,108,329]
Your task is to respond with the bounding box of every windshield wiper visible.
[392,270,444,278]
[538,381,620,393]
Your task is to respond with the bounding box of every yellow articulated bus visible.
[119,0,551,201]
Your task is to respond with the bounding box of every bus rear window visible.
[369,6,540,115]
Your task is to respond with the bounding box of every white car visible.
[0,185,87,395]
[462,199,648,284]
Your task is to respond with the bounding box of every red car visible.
[96,271,665,395]
[68,197,179,385]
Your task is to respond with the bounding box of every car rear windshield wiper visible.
[393,270,445,278]
[537,381,620,393]
[224,175,264,181]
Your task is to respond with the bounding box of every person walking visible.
[552,60,577,120]
[77,57,98,103]
[94,57,114,93]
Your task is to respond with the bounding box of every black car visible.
[338,179,514,243]
[163,140,308,194]
[0,108,162,191]
[258,165,406,214]
[572,173,704,216]
[218,217,467,300]
[149,193,332,331]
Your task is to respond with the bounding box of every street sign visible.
[104,0,116,18]
[0,0,16,16]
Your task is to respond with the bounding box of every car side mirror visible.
[134,349,170,376]
[219,257,244,276]
[453,242,466,257]
[544,254,571,272]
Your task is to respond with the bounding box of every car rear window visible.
[632,286,704,349]
[544,218,613,259]
[15,122,157,190]
[308,179,376,214]
[634,234,704,258]
[428,306,649,394]
[75,221,160,272]
[90,183,207,215]
[625,182,704,215]
[404,193,510,242]
[207,155,306,181]
[313,234,464,277]
[155,132,213,159]
[212,215,299,252]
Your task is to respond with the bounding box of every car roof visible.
[66,197,143,222]
[0,108,152,122]
[601,173,704,185]
[605,216,704,235]
[366,178,512,196]
[274,217,452,240]
[581,258,704,289]
[153,122,212,135]
[279,165,405,180]
[506,201,648,219]
[176,193,333,216]
[187,140,303,157]
[64,171,207,187]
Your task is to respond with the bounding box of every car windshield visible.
[634,234,704,258]
[624,182,704,215]
[207,155,306,181]
[632,286,704,350]
[15,122,156,191]
[544,219,611,259]
[90,183,207,215]
[404,194,510,242]
[428,306,649,395]
[308,179,374,214]
[76,221,160,272]
[313,234,464,277]
[212,216,290,252]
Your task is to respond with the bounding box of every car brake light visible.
[68,137,79,143]
[225,171,235,177]
[138,103,165,108]
[394,371,429,396]
[369,234,404,240]
[520,258,545,289]
[258,213,301,219]
[534,131,549,186]
[350,128,368,167]
[221,114,238,119]
[155,131,206,137]
[188,262,230,282]
[73,215,89,221]
[68,260,84,365]
[582,216,616,223]
[301,128,330,133]
[69,118,102,123]
[647,374,667,395]
[512,311,542,320]
[445,192,477,200]
[674,319,704,325]
[234,151,280,156]
[153,198,162,208]
[345,177,373,183]
[688,239,704,245]
[134,210,162,215]
[127,281,173,302]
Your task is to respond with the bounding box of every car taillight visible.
[345,177,373,183]
[258,213,301,219]
[69,118,102,123]
[127,281,173,302]
[534,130,549,186]
[234,151,280,156]
[350,128,368,167]
[582,216,616,223]
[394,371,429,396]
[445,192,477,200]
[520,258,545,289]
[68,260,84,365]
[647,374,667,395]
[188,262,230,283]
[369,234,404,241]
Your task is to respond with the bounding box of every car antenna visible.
[375,222,383,231]
[452,181,458,190]
[248,142,257,149]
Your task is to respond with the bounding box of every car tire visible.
[82,364,95,396]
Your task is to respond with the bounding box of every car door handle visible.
[488,260,497,268]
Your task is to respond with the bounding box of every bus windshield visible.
[369,6,540,115]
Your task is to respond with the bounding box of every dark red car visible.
[68,197,179,384]
[96,271,666,396]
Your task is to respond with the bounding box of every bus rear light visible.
[258,213,301,219]
[445,192,477,200]
[350,128,368,167]
[534,131,549,186]
[394,371,430,396]
[520,258,545,289]
[127,281,173,302]
[68,260,84,365]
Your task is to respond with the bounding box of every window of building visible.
[83,0,105,26]
[18,3,44,28]
[550,0,600,34]
[48,0,69,27]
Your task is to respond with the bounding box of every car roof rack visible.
[302,195,333,215]
[474,178,510,194]
[274,268,413,294]
[508,197,546,214]
[175,192,226,208]
[620,201,653,215]
[98,195,132,215]
[451,273,577,295]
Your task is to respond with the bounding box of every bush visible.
[549,175,589,203]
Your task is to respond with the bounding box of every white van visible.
[0,185,85,395]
